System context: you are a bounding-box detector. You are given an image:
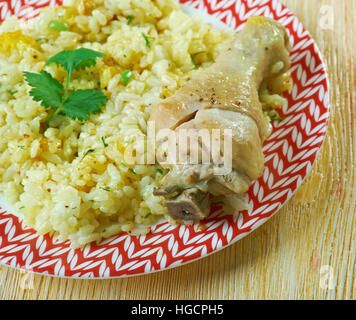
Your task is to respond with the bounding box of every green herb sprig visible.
[121,70,133,85]
[144,212,152,219]
[101,136,109,147]
[142,33,151,48]
[82,148,95,161]
[24,48,108,123]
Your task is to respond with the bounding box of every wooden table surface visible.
[0,0,355,300]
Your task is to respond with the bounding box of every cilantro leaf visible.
[25,48,107,123]
[62,89,108,121]
[45,48,105,75]
[24,71,63,109]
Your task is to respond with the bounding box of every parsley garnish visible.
[127,16,133,25]
[156,168,163,174]
[18,145,25,149]
[82,148,95,160]
[121,70,133,85]
[144,212,152,219]
[101,136,109,147]
[24,48,108,123]
[142,33,151,48]
[130,168,137,175]
[100,186,111,192]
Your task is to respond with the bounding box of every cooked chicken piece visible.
[151,16,291,221]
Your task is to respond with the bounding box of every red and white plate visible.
[0,0,330,278]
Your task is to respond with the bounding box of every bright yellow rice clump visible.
[0,0,234,247]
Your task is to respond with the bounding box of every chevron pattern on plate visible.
[0,0,330,278]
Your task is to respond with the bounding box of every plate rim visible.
[0,0,331,279]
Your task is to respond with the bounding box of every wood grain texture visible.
[0,0,355,300]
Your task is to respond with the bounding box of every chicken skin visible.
[150,16,291,221]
